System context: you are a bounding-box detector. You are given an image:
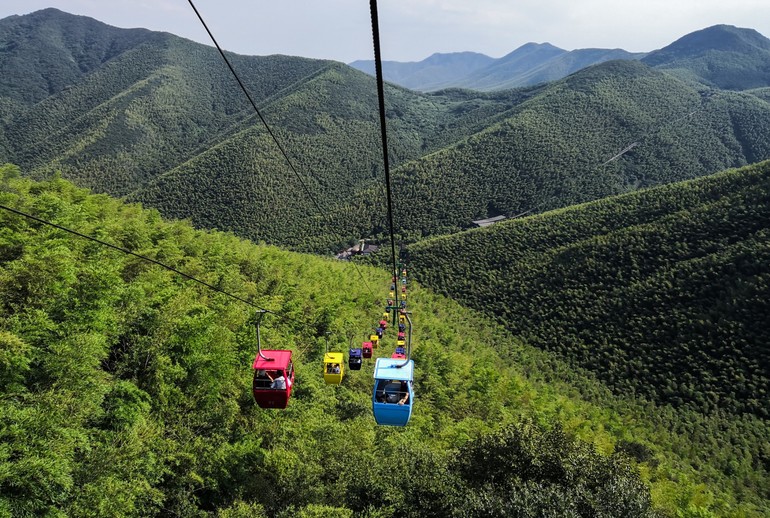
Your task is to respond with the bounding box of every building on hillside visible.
[336,241,379,260]
[472,215,507,227]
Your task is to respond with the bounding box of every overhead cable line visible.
[186,0,378,301]
[369,0,401,307]
[0,202,282,318]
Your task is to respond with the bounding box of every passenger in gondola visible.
[385,384,401,403]
[332,363,341,374]
[270,370,287,390]
[398,381,409,405]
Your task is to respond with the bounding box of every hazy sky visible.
[0,1,768,63]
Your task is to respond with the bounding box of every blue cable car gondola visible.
[372,358,413,426]
[372,312,414,426]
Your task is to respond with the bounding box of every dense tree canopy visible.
[3,165,766,515]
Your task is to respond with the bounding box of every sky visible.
[0,0,768,63]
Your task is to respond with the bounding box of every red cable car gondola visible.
[251,312,295,409]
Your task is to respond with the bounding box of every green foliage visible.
[407,161,770,513]
[0,168,746,516]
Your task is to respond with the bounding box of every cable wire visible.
[0,202,280,317]
[369,0,400,310]
[186,0,378,302]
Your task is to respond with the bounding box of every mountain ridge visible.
[350,24,770,92]
[4,9,770,253]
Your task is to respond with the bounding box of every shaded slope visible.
[406,160,770,420]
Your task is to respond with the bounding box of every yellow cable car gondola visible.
[323,351,344,385]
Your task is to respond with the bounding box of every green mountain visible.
[380,59,770,239]
[0,8,159,105]
[3,11,770,254]
[0,9,531,251]
[406,160,770,421]
[642,25,770,90]
[2,164,768,515]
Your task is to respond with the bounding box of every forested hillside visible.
[406,161,770,421]
[3,164,769,515]
[128,70,526,252]
[0,8,159,105]
[642,25,770,90]
[3,11,770,254]
[380,60,770,240]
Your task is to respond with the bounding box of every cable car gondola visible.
[252,312,295,409]
[372,358,413,426]
[362,341,373,359]
[323,351,345,384]
[372,312,414,426]
[349,348,363,370]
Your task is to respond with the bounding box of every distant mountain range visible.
[350,24,770,92]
